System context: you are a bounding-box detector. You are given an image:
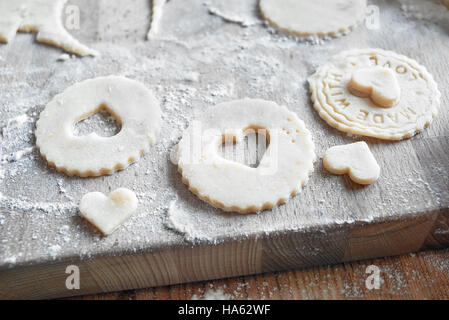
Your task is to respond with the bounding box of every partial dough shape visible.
[323,141,380,185]
[259,0,367,37]
[348,67,401,108]
[35,76,161,177]
[147,0,168,39]
[80,188,138,235]
[308,48,440,140]
[177,99,316,214]
[0,0,98,56]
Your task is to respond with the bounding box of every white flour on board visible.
[47,244,62,259]
[1,147,34,164]
[398,0,449,21]
[206,4,259,27]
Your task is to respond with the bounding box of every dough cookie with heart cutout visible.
[176,99,316,214]
[308,48,440,140]
[36,76,161,177]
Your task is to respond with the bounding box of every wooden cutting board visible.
[0,0,448,299]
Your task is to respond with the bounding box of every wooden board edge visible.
[1,208,448,299]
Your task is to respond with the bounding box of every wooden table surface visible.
[74,249,449,300]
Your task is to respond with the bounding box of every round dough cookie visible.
[177,99,316,214]
[36,76,161,177]
[259,0,367,37]
[308,48,440,140]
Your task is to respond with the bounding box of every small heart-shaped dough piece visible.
[80,188,138,235]
[348,67,400,108]
[323,141,380,185]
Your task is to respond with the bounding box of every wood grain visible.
[75,249,449,300]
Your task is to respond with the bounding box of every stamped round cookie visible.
[176,99,316,214]
[259,0,367,37]
[36,76,161,177]
[308,48,440,140]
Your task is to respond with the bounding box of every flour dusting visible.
[48,244,62,259]
[147,0,169,39]
[206,6,258,28]
[166,200,213,242]
[7,114,29,127]
[1,147,34,164]
[398,0,449,22]
[191,287,232,300]
[57,53,72,62]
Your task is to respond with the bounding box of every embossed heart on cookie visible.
[80,188,138,235]
[323,141,380,185]
[348,67,400,108]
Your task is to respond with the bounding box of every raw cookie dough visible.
[348,67,401,108]
[323,141,380,185]
[80,188,138,235]
[177,99,316,214]
[443,0,449,9]
[0,0,98,56]
[36,76,161,177]
[259,0,367,37]
[147,0,168,39]
[308,48,440,140]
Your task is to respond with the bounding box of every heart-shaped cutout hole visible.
[348,67,400,108]
[74,104,122,137]
[218,126,270,168]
